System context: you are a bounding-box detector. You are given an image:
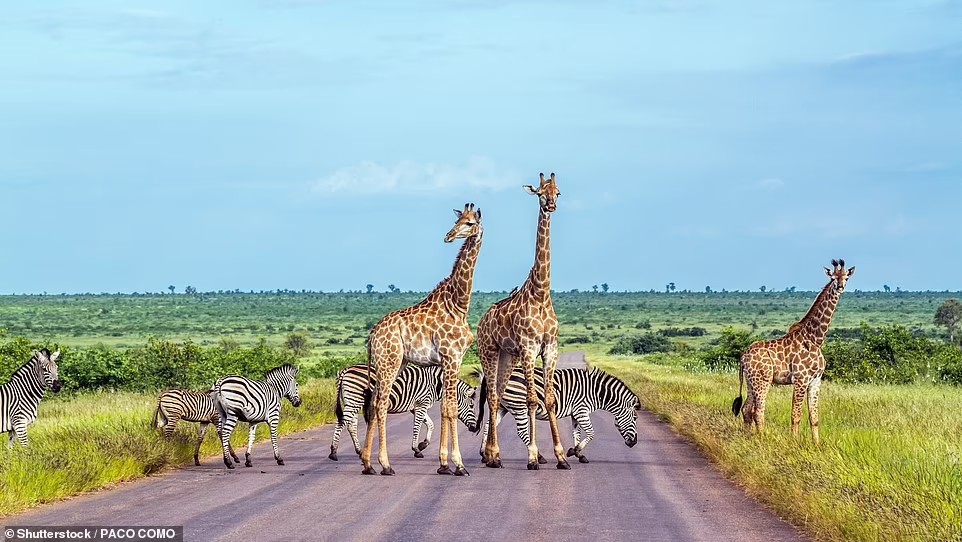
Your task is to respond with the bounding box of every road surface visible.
[5,352,806,542]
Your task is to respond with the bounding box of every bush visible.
[657,326,707,337]
[698,327,760,371]
[824,324,960,384]
[562,336,590,345]
[284,333,311,357]
[608,333,672,355]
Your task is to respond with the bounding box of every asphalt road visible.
[6,352,806,542]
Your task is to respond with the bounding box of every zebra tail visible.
[476,375,487,434]
[362,387,373,424]
[731,361,744,416]
[335,392,344,425]
[152,403,161,429]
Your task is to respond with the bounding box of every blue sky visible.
[1,1,960,294]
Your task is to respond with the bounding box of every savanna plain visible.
[1,289,961,541]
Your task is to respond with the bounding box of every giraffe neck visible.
[444,232,482,315]
[795,281,841,348]
[523,207,551,298]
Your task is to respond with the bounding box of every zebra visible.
[478,366,640,464]
[153,388,240,466]
[213,364,301,469]
[328,364,478,461]
[2,349,62,447]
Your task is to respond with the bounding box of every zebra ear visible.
[50,350,61,363]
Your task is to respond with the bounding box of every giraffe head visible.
[824,259,856,293]
[444,202,483,243]
[523,172,560,213]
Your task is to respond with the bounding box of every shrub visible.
[608,333,672,355]
[698,327,760,371]
[284,333,311,357]
[657,326,707,337]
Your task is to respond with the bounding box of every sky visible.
[1,0,960,294]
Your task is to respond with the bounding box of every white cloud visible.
[754,178,785,190]
[312,157,520,195]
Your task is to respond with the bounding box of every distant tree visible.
[168,285,175,295]
[387,284,398,293]
[759,285,767,293]
[935,299,962,343]
[592,285,599,293]
[705,286,712,293]
[669,282,676,293]
[366,284,374,294]
[601,283,609,293]
[785,286,796,293]
[184,285,197,295]
[284,333,311,357]
[883,285,891,293]
[569,288,580,294]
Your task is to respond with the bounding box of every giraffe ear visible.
[523,184,538,195]
[847,266,856,276]
[453,209,463,218]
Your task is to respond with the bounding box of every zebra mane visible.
[586,366,635,396]
[8,354,42,382]
[265,363,298,379]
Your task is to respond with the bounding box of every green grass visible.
[0,378,336,518]
[592,354,962,542]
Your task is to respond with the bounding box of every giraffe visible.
[360,203,482,476]
[477,172,570,470]
[732,259,855,445]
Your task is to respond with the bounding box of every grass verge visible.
[0,378,336,517]
[592,355,962,542]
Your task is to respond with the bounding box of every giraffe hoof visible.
[361,467,377,475]
[485,460,503,469]
[437,466,453,475]
[328,452,338,461]
[566,448,576,457]
[381,467,396,476]
[414,450,424,458]
[557,460,571,470]
[418,440,430,451]
[537,454,548,464]
[454,466,469,476]
[578,456,589,464]
[527,462,540,471]
[276,459,285,466]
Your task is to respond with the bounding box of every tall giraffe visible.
[732,259,855,445]
[477,172,570,470]
[360,203,482,476]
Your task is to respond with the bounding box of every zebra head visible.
[593,369,639,448]
[35,349,62,393]
[456,380,478,433]
[267,364,301,408]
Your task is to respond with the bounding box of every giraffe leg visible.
[807,376,822,446]
[753,381,770,434]
[741,373,756,431]
[520,350,542,470]
[542,343,570,470]
[360,342,402,476]
[438,356,468,476]
[791,378,808,440]
[482,348,514,468]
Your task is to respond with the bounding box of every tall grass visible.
[593,355,962,542]
[0,378,336,517]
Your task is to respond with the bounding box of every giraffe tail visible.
[731,363,744,416]
[475,375,487,435]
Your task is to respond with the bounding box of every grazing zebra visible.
[213,364,301,469]
[328,364,478,461]
[2,349,62,447]
[153,388,240,466]
[478,366,640,464]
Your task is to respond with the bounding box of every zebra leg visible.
[195,422,210,466]
[245,423,258,467]
[542,343,569,470]
[345,408,362,457]
[569,410,594,463]
[214,423,239,463]
[13,419,29,446]
[163,414,180,440]
[411,406,431,458]
[420,411,435,452]
[270,416,284,466]
[7,430,14,447]
[567,415,581,457]
[329,418,345,461]
[220,414,238,469]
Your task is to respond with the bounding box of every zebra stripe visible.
[213,364,301,469]
[153,388,239,466]
[328,364,478,461]
[479,367,640,463]
[2,349,62,447]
